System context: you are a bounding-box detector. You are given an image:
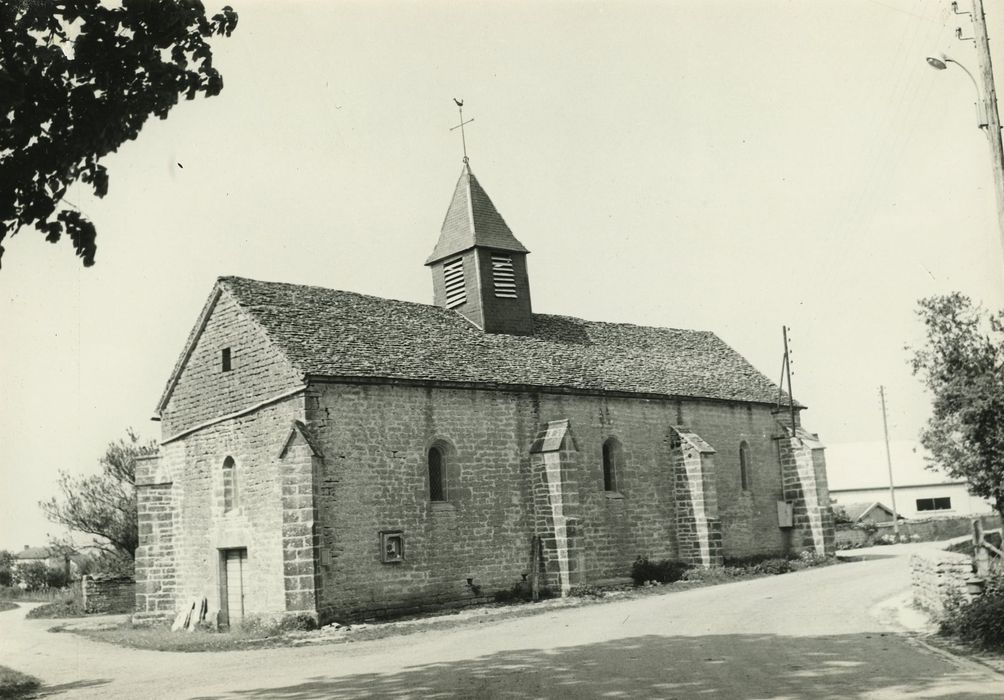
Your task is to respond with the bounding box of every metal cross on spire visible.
[450,98,474,164]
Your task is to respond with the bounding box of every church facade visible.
[134,165,834,625]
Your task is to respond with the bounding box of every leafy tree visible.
[910,293,1004,523]
[1,0,238,268]
[15,561,49,591]
[45,565,70,590]
[40,429,157,570]
[0,550,13,587]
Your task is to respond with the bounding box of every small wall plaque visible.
[380,530,404,563]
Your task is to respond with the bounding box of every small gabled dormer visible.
[425,164,533,335]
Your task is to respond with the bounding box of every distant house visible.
[834,501,898,525]
[826,441,993,519]
[12,546,81,580]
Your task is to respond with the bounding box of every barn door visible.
[219,548,247,627]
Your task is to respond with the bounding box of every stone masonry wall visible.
[911,547,973,615]
[307,382,803,621]
[778,434,835,555]
[160,289,304,439]
[81,576,136,614]
[144,395,306,624]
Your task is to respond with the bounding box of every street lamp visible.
[926,50,1004,264]
[925,54,987,127]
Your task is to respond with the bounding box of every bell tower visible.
[426,164,533,335]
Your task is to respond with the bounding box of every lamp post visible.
[926,46,1004,264]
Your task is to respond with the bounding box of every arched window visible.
[223,456,238,512]
[739,441,751,491]
[428,446,447,501]
[602,438,622,492]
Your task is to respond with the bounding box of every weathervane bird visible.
[454,98,463,107]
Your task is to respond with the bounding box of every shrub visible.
[493,581,553,604]
[751,558,792,575]
[680,566,746,584]
[278,613,317,632]
[14,562,49,591]
[25,597,84,619]
[45,567,70,590]
[950,589,1004,650]
[630,557,691,585]
[568,584,605,599]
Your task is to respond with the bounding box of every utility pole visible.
[879,386,900,536]
[782,326,796,437]
[971,0,1004,262]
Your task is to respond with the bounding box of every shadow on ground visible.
[36,678,111,697]
[190,632,997,699]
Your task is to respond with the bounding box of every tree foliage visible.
[15,561,50,591]
[0,550,13,587]
[1,0,238,268]
[910,293,1004,518]
[40,429,158,567]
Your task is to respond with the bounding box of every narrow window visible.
[739,441,752,491]
[428,446,446,501]
[916,497,951,511]
[223,456,238,512]
[222,347,232,372]
[443,258,466,308]
[602,438,621,492]
[491,254,517,298]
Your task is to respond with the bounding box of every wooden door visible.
[220,548,246,627]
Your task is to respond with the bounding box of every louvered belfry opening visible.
[426,165,534,335]
[443,258,466,308]
[491,254,517,299]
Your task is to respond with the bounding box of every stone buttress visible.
[669,426,723,567]
[775,421,835,555]
[528,419,583,595]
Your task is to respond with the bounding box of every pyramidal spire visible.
[425,165,529,265]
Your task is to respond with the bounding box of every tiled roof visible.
[425,165,529,264]
[219,276,792,406]
[15,546,56,560]
[838,502,894,523]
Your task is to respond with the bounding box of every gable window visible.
[602,438,622,492]
[223,456,238,512]
[222,348,232,372]
[443,258,466,308]
[428,446,447,501]
[491,254,517,298]
[916,496,951,512]
[739,441,752,491]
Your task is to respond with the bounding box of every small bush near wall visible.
[630,557,691,585]
[940,570,1004,650]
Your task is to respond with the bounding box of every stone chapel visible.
[134,162,835,626]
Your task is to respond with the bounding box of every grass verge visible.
[0,665,41,699]
[26,598,84,620]
[0,601,18,613]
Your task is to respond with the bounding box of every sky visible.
[2,0,1003,552]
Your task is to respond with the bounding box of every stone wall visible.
[80,575,135,614]
[910,547,973,615]
[306,381,826,621]
[159,288,304,439]
[136,395,306,624]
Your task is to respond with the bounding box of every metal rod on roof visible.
[880,385,900,536]
[783,326,796,437]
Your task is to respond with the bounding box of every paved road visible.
[2,543,1003,699]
